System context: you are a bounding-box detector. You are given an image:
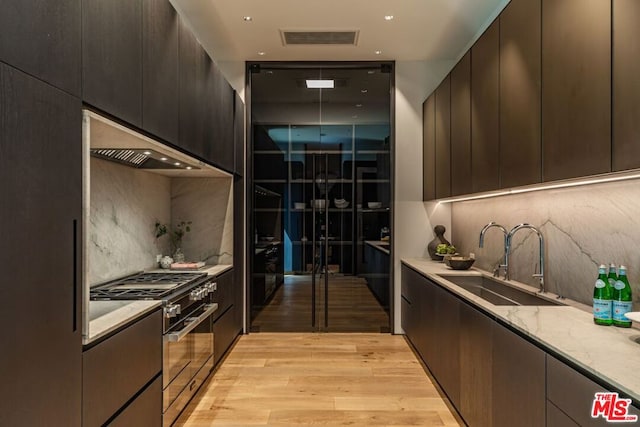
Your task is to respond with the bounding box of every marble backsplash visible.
[89,158,171,284]
[171,178,233,265]
[451,178,640,308]
[88,158,234,285]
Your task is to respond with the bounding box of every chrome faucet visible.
[507,223,545,293]
[478,222,508,279]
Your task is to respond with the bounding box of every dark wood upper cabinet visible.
[435,75,451,199]
[542,0,611,181]
[500,0,542,188]
[178,17,206,159]
[423,95,436,200]
[82,0,142,127]
[0,63,82,426]
[142,0,179,144]
[450,52,472,196]
[0,0,81,96]
[613,0,640,171]
[234,92,245,175]
[207,63,235,172]
[471,20,500,192]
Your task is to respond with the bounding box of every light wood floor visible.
[251,275,390,332]
[175,333,462,426]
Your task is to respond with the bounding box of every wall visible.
[89,158,234,285]
[451,179,640,308]
[171,177,234,265]
[89,158,171,284]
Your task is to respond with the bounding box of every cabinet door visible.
[213,305,240,366]
[423,95,436,200]
[547,355,640,426]
[542,0,611,181]
[109,376,162,427]
[142,0,179,144]
[212,270,234,321]
[613,0,640,171]
[0,64,82,426]
[459,302,493,426]
[492,324,545,427]
[547,401,580,427]
[471,20,500,192]
[500,0,542,188]
[450,52,472,196]
[178,17,205,159]
[82,0,142,127]
[435,75,451,199]
[0,0,81,95]
[234,92,245,175]
[207,63,235,171]
[400,265,425,355]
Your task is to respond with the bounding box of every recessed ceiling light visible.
[143,151,151,155]
[367,70,375,74]
[160,157,168,161]
[257,51,266,56]
[186,166,192,170]
[384,15,394,21]
[361,89,368,93]
[355,103,363,108]
[174,162,181,166]
[243,16,252,21]
[375,50,382,55]
[306,79,335,89]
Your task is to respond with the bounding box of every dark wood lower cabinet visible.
[492,323,545,427]
[459,303,493,426]
[213,305,240,366]
[401,263,636,427]
[109,376,162,427]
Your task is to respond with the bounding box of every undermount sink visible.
[436,274,564,306]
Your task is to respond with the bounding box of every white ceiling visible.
[172,0,508,64]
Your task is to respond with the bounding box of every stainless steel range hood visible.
[83,110,229,178]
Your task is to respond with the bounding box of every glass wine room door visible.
[249,64,392,332]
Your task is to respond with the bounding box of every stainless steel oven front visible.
[163,284,218,427]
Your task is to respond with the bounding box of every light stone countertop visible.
[365,240,390,255]
[84,300,161,345]
[84,264,232,346]
[402,257,640,403]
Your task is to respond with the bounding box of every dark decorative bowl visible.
[445,256,475,270]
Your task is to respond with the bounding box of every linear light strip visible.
[437,170,640,204]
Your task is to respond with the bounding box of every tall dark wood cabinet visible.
[423,95,436,200]
[471,20,500,193]
[499,0,542,188]
[450,52,472,196]
[542,0,611,181]
[82,0,142,127]
[435,75,451,199]
[0,63,82,426]
[0,0,81,96]
[142,0,179,144]
[613,0,640,171]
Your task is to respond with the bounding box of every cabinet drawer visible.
[109,376,162,427]
[83,310,162,426]
[547,355,639,426]
[213,305,240,366]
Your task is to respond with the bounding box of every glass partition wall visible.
[249,64,392,332]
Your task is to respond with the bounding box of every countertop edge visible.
[401,257,640,403]
[83,300,162,346]
[365,240,390,255]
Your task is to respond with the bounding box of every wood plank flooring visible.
[251,275,390,332]
[175,333,462,426]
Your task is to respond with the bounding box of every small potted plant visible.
[155,220,192,263]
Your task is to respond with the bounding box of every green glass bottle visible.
[593,264,612,325]
[607,263,618,294]
[612,265,633,328]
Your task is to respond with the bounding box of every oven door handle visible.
[165,303,218,343]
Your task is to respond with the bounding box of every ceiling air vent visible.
[281,30,359,46]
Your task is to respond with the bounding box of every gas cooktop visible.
[90,271,208,300]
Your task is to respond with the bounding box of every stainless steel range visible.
[90,271,219,427]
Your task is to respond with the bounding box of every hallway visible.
[175,333,461,426]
